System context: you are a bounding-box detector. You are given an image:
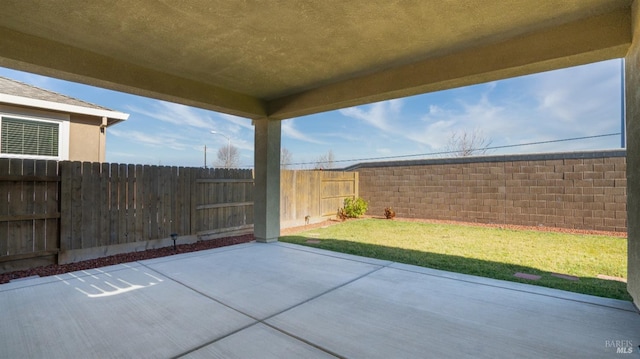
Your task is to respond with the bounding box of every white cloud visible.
[532,60,622,126]
[126,101,216,129]
[406,91,507,150]
[339,99,403,132]
[109,128,188,151]
[402,60,622,155]
[217,113,255,136]
[282,119,326,144]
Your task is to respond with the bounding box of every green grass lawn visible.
[280,218,630,301]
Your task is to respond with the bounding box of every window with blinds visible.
[1,117,59,157]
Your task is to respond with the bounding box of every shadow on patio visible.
[279,236,632,301]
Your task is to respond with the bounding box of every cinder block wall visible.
[352,150,627,232]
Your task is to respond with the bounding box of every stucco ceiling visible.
[0,0,633,120]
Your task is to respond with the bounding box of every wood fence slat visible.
[33,161,47,253]
[280,170,292,221]
[108,163,119,245]
[203,169,212,231]
[134,165,144,241]
[226,169,233,227]
[185,167,191,233]
[211,168,218,230]
[127,164,136,243]
[172,167,180,234]
[354,172,359,198]
[157,166,166,238]
[170,166,177,235]
[98,163,109,246]
[142,165,151,240]
[117,164,127,243]
[246,169,254,225]
[81,162,95,249]
[191,167,201,233]
[92,162,103,247]
[69,161,83,250]
[45,161,59,252]
[217,169,225,230]
[0,160,9,256]
[234,170,243,227]
[175,167,182,233]
[313,171,322,216]
[23,160,37,254]
[7,159,24,256]
[200,169,209,231]
[161,166,172,238]
[59,161,71,251]
[147,165,159,240]
[177,167,184,232]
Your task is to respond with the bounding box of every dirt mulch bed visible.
[0,234,254,285]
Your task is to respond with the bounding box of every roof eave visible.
[0,92,129,122]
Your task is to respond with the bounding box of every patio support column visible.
[254,117,281,243]
[625,0,640,307]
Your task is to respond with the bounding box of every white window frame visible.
[0,109,70,161]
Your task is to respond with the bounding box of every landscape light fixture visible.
[170,233,178,251]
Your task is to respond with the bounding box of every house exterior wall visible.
[354,150,627,233]
[625,0,640,309]
[68,114,106,162]
[0,103,106,162]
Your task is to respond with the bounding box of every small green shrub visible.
[342,197,368,218]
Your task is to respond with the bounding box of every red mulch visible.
[0,234,254,285]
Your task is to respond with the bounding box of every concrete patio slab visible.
[0,261,255,358]
[142,242,385,319]
[267,265,640,358]
[183,323,337,359]
[1,242,639,358]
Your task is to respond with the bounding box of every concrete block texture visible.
[356,150,627,233]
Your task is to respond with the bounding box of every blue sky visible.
[0,59,624,169]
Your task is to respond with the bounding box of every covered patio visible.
[1,2,640,356]
[1,242,638,358]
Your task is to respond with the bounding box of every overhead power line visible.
[241,132,622,168]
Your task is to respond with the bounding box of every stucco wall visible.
[68,114,105,162]
[353,150,627,233]
[0,104,106,162]
[625,0,640,308]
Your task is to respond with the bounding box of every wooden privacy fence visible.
[0,159,60,271]
[59,163,254,263]
[1,160,355,272]
[193,168,254,237]
[0,159,254,272]
[280,170,358,227]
